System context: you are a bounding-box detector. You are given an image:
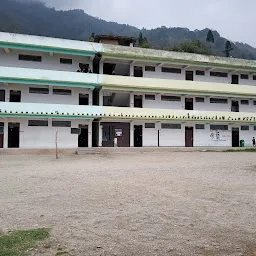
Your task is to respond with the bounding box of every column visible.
[130,64,134,77]
[5,87,9,102]
[89,90,93,105]
[130,92,134,108]
[99,61,104,74]
[130,122,134,147]
[99,90,103,106]
[88,121,92,148]
[3,121,8,148]
[98,123,103,147]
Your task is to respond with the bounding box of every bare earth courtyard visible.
[0,151,256,256]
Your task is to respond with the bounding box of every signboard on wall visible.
[209,130,231,142]
[115,129,123,137]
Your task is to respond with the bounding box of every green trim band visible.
[0,42,96,57]
[0,113,94,119]
[0,78,97,89]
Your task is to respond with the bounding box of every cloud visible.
[17,0,256,46]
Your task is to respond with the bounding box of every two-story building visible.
[1,32,256,149]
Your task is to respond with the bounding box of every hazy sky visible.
[19,0,255,46]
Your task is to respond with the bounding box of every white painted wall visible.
[0,84,92,105]
[0,50,92,72]
[143,123,160,147]
[4,118,91,149]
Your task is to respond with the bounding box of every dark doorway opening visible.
[10,90,21,102]
[134,125,143,147]
[8,123,20,148]
[185,98,193,110]
[104,63,116,75]
[232,75,239,84]
[232,128,239,147]
[134,66,143,77]
[134,95,143,108]
[186,71,194,81]
[231,100,239,112]
[92,121,99,147]
[79,94,89,105]
[78,125,88,147]
[185,127,193,147]
[0,122,4,148]
[0,90,5,102]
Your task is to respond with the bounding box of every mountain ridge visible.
[1,0,256,60]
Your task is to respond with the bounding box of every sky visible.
[19,0,255,46]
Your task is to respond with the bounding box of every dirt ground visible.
[0,151,256,256]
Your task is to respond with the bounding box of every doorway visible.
[134,95,143,108]
[231,75,239,84]
[134,66,143,77]
[8,123,20,148]
[79,94,89,105]
[0,90,5,102]
[0,123,3,148]
[185,98,193,110]
[185,127,193,147]
[78,125,88,147]
[232,128,239,147]
[134,125,143,147]
[231,100,239,112]
[9,90,21,102]
[186,71,194,81]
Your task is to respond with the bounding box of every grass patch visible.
[0,228,50,256]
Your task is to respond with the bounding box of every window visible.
[52,121,71,127]
[241,100,249,105]
[145,123,155,128]
[241,126,249,131]
[210,125,228,131]
[19,54,42,62]
[196,70,205,76]
[60,58,72,64]
[210,71,228,78]
[195,97,204,103]
[253,101,256,106]
[71,128,81,134]
[253,75,256,81]
[145,94,155,100]
[161,95,181,102]
[195,124,205,129]
[161,123,181,129]
[254,126,256,131]
[161,67,181,74]
[53,89,72,95]
[241,74,249,80]
[29,87,49,94]
[28,120,48,127]
[145,66,155,72]
[210,98,228,104]
[0,123,4,134]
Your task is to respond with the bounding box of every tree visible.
[206,30,214,50]
[89,32,95,42]
[224,40,233,57]
[137,32,150,48]
[138,32,143,46]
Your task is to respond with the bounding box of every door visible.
[78,126,88,147]
[186,71,194,81]
[8,123,20,148]
[232,128,239,147]
[9,90,21,102]
[0,123,4,148]
[231,100,239,112]
[185,98,193,110]
[232,75,239,84]
[134,125,143,147]
[0,90,5,102]
[134,95,143,108]
[134,66,143,77]
[185,127,193,147]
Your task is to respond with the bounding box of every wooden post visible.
[55,128,59,159]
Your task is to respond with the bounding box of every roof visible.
[1,102,256,124]
[94,35,136,46]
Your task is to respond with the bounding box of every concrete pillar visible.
[130,64,134,77]
[130,122,134,147]
[3,121,8,148]
[88,121,92,148]
[99,61,104,74]
[98,123,103,147]
[5,87,9,102]
[99,90,103,106]
[130,92,134,108]
[89,90,93,105]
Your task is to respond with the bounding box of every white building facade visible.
[1,32,256,149]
